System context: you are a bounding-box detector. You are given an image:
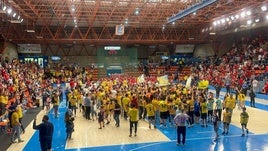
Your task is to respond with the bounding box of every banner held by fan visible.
[157,75,170,86]
[185,75,192,89]
[137,74,145,84]
[198,80,209,89]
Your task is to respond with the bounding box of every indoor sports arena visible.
[0,0,268,151]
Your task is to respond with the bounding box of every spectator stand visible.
[0,111,11,135]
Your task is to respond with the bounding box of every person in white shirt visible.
[252,78,259,93]
[174,109,189,146]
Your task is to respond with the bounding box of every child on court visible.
[98,106,105,129]
[222,109,232,135]
[240,107,249,137]
[212,110,219,141]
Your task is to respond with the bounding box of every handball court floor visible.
[6,89,268,151]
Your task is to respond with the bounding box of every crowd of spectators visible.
[138,35,268,95]
[0,58,48,117]
[0,34,267,145]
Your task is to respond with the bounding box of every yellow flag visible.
[198,80,209,89]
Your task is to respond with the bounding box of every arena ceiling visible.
[0,0,267,46]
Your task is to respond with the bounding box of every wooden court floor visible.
[6,90,268,151]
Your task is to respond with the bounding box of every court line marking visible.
[128,133,268,151]
[65,133,268,150]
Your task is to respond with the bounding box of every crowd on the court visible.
[0,35,266,143]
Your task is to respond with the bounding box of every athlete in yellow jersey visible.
[138,95,146,120]
[159,96,168,127]
[240,107,249,137]
[128,104,139,137]
[108,100,115,121]
[103,101,110,124]
[122,94,130,120]
[238,91,246,110]
[146,100,156,129]
[167,97,176,126]
[186,94,194,126]
[69,94,77,116]
[200,98,208,127]
[223,94,236,112]
[152,96,160,125]
[76,92,83,112]
[222,109,232,135]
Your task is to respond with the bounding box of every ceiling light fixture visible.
[71,5,75,12]
[7,8,12,14]
[134,8,140,15]
[255,18,260,22]
[1,1,23,23]
[246,11,251,16]
[261,6,267,11]
[25,29,35,33]
[240,11,246,18]
[9,20,21,23]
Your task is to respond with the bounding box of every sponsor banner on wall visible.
[175,44,195,53]
[18,44,41,53]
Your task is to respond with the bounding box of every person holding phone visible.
[33,115,54,151]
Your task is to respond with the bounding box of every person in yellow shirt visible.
[11,107,24,143]
[128,104,139,137]
[138,94,146,120]
[122,94,130,120]
[222,108,232,135]
[186,93,195,126]
[237,91,246,110]
[223,93,236,113]
[0,91,9,115]
[168,97,176,127]
[200,98,208,127]
[240,107,249,137]
[69,93,77,116]
[76,91,83,113]
[17,101,25,133]
[159,96,168,127]
[0,92,5,115]
[152,95,160,125]
[103,101,110,125]
[145,99,156,129]
[108,100,115,122]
